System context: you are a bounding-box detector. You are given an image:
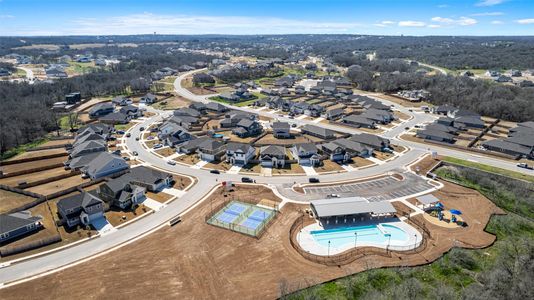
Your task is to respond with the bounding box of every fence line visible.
[288,214,429,266]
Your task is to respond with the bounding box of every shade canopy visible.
[450,209,462,215]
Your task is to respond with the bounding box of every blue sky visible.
[1,0,533,36]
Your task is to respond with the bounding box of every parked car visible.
[139,126,145,131]
[517,163,533,169]
[117,130,125,135]
[167,160,176,165]
[414,125,421,128]
[147,136,155,140]
[404,127,410,130]
[210,169,220,174]
[241,177,253,183]
[326,193,340,198]
[309,178,320,183]
[291,123,297,128]
[153,144,163,149]
[135,137,140,141]
[126,133,131,138]
[123,157,130,161]
[132,151,138,156]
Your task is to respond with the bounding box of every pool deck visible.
[297,218,422,256]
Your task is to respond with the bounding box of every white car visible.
[167,160,176,166]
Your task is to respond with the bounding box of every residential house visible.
[301,124,335,140]
[168,115,199,130]
[111,96,131,106]
[189,102,207,113]
[206,102,228,113]
[57,191,104,228]
[342,115,376,129]
[220,112,256,128]
[119,105,142,118]
[454,116,485,129]
[272,122,291,138]
[232,119,262,138]
[0,211,43,244]
[359,109,394,124]
[98,178,146,210]
[324,108,345,120]
[197,138,226,162]
[350,133,391,151]
[291,143,321,166]
[174,107,201,118]
[482,139,532,158]
[305,104,324,117]
[158,123,192,147]
[332,138,373,158]
[140,93,157,104]
[225,142,256,165]
[89,102,114,118]
[260,145,286,168]
[81,152,129,180]
[321,142,351,163]
[424,123,459,135]
[98,112,130,125]
[69,140,107,158]
[416,129,456,143]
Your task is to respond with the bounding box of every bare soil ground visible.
[174,154,200,165]
[349,157,375,168]
[1,157,66,174]
[204,161,232,171]
[25,176,88,196]
[146,191,174,204]
[152,95,191,110]
[272,163,305,175]
[409,155,441,174]
[239,163,262,174]
[394,111,411,121]
[5,148,67,161]
[314,160,345,173]
[182,76,216,95]
[255,133,311,145]
[0,182,502,299]
[105,205,152,227]
[171,175,193,190]
[0,190,37,214]
[154,147,175,157]
[373,150,395,161]
[0,167,71,187]
[371,93,431,108]
[40,140,74,147]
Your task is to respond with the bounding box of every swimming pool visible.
[310,224,409,249]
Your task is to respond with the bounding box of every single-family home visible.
[206,102,228,113]
[225,142,256,166]
[89,102,115,118]
[69,140,107,158]
[272,122,291,138]
[342,115,376,129]
[482,139,532,158]
[232,119,262,138]
[81,152,129,179]
[57,191,105,228]
[301,124,335,140]
[98,112,130,125]
[416,129,456,143]
[291,143,321,166]
[260,145,287,168]
[350,133,391,151]
[0,211,43,244]
[324,108,345,120]
[140,93,157,104]
[112,96,131,106]
[197,138,226,162]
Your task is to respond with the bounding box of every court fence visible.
[289,213,431,266]
[205,198,280,239]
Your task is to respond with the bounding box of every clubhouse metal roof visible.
[416,194,440,205]
[310,197,396,218]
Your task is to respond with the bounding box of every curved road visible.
[0,68,530,288]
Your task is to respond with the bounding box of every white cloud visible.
[431,16,478,26]
[398,21,426,27]
[0,14,14,19]
[374,20,395,27]
[516,18,534,24]
[491,20,504,24]
[471,12,504,16]
[476,0,505,7]
[437,4,449,8]
[428,24,442,28]
[62,13,367,35]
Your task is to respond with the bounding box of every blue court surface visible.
[208,201,276,236]
[216,211,239,223]
[239,208,274,230]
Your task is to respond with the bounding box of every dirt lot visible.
[371,93,431,108]
[0,167,71,187]
[409,155,441,174]
[255,133,313,145]
[152,95,191,110]
[0,181,503,299]
[182,76,216,95]
[204,161,232,171]
[154,147,175,157]
[25,175,88,196]
[174,154,200,165]
[1,157,66,174]
[146,191,174,203]
[350,157,375,168]
[105,205,152,227]
[40,139,74,147]
[217,130,257,144]
[0,190,37,214]
[314,160,345,173]
[239,163,262,174]
[373,150,395,161]
[5,148,67,161]
[272,163,305,175]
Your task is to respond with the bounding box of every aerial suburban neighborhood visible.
[0,1,533,299]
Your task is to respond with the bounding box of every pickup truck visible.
[517,163,533,170]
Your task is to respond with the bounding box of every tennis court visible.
[207,200,277,237]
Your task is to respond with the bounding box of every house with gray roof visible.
[291,143,320,166]
[260,145,287,168]
[174,107,201,118]
[81,152,129,180]
[98,112,130,125]
[89,102,114,118]
[416,129,456,143]
[232,119,262,138]
[225,142,256,166]
[206,102,228,112]
[0,211,43,244]
[482,139,533,158]
[324,108,345,120]
[342,115,376,129]
[158,123,192,147]
[332,138,373,158]
[111,96,131,106]
[197,138,226,162]
[140,93,157,104]
[301,124,335,140]
[168,115,199,129]
[69,140,107,158]
[57,191,105,228]
[350,133,390,151]
[272,122,291,138]
[454,115,485,129]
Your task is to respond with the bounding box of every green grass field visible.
[440,156,534,183]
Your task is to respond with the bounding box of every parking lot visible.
[303,172,435,202]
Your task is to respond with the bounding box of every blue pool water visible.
[310,224,408,249]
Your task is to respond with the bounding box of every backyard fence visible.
[0,234,62,257]
[0,153,68,166]
[0,163,65,179]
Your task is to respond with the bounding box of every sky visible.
[0,0,533,36]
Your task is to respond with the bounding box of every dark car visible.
[139,126,145,131]
[241,177,253,183]
[210,169,220,174]
[132,151,138,156]
[309,178,320,183]
[126,133,131,138]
